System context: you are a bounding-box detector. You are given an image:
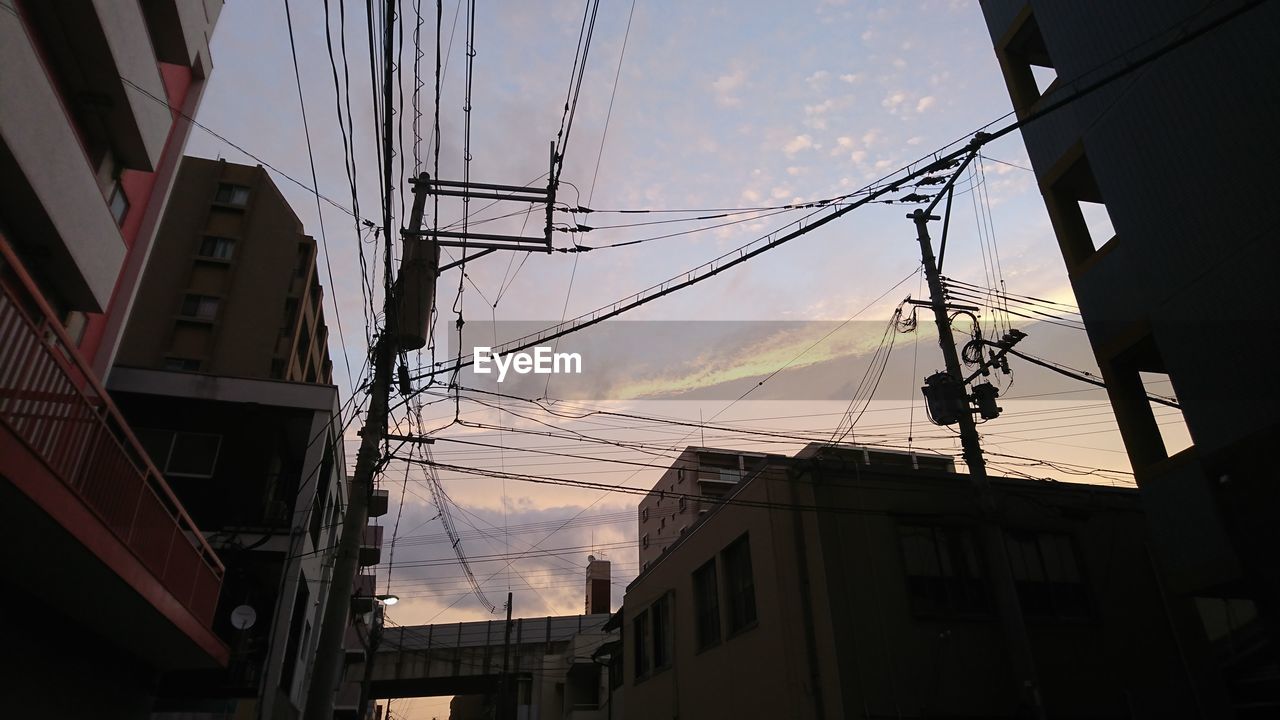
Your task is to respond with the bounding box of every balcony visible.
[0,237,227,667]
[360,524,385,567]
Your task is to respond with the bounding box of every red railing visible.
[0,239,224,627]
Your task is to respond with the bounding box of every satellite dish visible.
[230,605,257,630]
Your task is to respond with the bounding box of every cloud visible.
[906,136,923,146]
[712,66,746,106]
[782,134,815,156]
[805,70,831,90]
[839,73,863,84]
[916,96,936,112]
[881,91,908,111]
[861,129,881,147]
[849,150,868,164]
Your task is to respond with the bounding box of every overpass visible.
[350,613,615,713]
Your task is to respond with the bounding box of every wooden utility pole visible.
[912,138,1046,719]
[304,2,402,717]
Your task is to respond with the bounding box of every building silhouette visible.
[623,444,1220,718]
[117,156,334,384]
[980,0,1279,709]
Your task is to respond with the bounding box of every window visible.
[198,236,236,259]
[679,495,687,512]
[180,294,220,321]
[1046,151,1115,267]
[1005,531,1090,620]
[166,432,223,477]
[1002,13,1058,110]
[899,524,990,616]
[137,429,222,478]
[723,534,757,633]
[651,594,672,669]
[642,533,650,549]
[215,183,251,206]
[279,577,309,690]
[295,243,311,278]
[108,182,129,226]
[693,559,721,650]
[633,611,650,679]
[641,507,649,523]
[162,357,201,372]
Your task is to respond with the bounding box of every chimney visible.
[585,555,611,615]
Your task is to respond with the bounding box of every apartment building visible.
[117,156,333,384]
[0,2,227,718]
[979,0,1279,708]
[623,444,1225,718]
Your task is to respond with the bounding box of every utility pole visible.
[304,2,400,717]
[498,593,513,720]
[912,137,1047,720]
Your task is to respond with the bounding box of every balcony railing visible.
[0,238,224,627]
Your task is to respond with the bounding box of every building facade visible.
[979,0,1279,707]
[108,368,378,720]
[117,156,334,384]
[0,2,227,717]
[623,444,1224,718]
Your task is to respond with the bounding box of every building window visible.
[641,533,649,549]
[1005,531,1090,620]
[641,507,648,523]
[651,594,672,670]
[633,610,650,679]
[693,559,721,650]
[162,357,201,372]
[1045,152,1116,267]
[1001,13,1058,110]
[295,243,311,278]
[723,534,757,634]
[898,524,990,616]
[215,183,251,207]
[679,495,687,512]
[198,236,236,260]
[108,181,130,226]
[137,429,222,478]
[180,294,220,321]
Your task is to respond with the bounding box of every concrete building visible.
[117,156,334,384]
[622,444,1224,719]
[637,446,953,569]
[1,2,227,718]
[108,368,382,720]
[979,0,1279,708]
[1,0,223,378]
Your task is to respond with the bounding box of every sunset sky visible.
[185,1,1184,715]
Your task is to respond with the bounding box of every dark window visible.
[309,489,324,550]
[279,576,309,689]
[108,182,129,226]
[281,298,299,337]
[198,236,236,259]
[899,524,990,616]
[135,429,221,478]
[633,611,650,679]
[1003,13,1058,109]
[1005,531,1090,620]
[166,432,222,477]
[295,243,311,278]
[693,559,721,650]
[641,533,649,549]
[215,183,251,206]
[162,357,201,372]
[180,294,220,321]
[723,534,757,633]
[651,594,672,669]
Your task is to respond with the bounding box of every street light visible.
[377,594,399,606]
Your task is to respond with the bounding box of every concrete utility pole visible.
[912,139,1047,720]
[304,2,403,717]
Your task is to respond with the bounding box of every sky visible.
[185,1,1187,716]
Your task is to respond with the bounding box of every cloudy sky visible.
[186,1,1184,715]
